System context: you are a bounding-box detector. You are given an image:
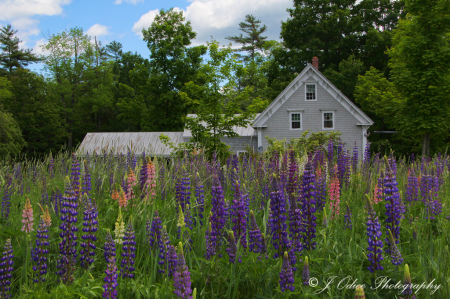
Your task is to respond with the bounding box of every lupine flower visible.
[0,239,13,299]
[32,217,49,283]
[279,251,294,292]
[248,210,263,253]
[118,187,127,209]
[302,162,317,250]
[355,285,365,299]
[21,197,34,233]
[114,208,125,244]
[111,189,119,201]
[406,169,419,204]
[145,159,157,201]
[383,158,403,254]
[70,153,81,199]
[126,169,136,206]
[167,244,177,277]
[329,175,340,220]
[147,211,162,248]
[80,196,98,269]
[210,176,228,257]
[103,258,118,299]
[344,203,352,230]
[387,230,403,266]
[205,221,216,260]
[231,184,247,249]
[269,175,290,258]
[372,185,383,204]
[173,242,192,299]
[158,225,171,274]
[121,220,136,278]
[194,173,205,226]
[366,200,384,273]
[104,230,116,263]
[302,256,310,285]
[226,231,238,264]
[43,206,51,227]
[82,161,92,196]
[57,177,79,284]
[400,264,416,299]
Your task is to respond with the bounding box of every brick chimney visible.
[312,56,319,70]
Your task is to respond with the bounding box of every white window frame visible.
[237,150,247,157]
[322,111,335,130]
[289,111,302,130]
[305,83,317,101]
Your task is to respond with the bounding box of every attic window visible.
[306,84,316,101]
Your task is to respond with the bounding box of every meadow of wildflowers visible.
[0,143,449,298]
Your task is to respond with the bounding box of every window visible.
[306,84,316,101]
[290,112,302,130]
[323,111,334,129]
[237,150,248,157]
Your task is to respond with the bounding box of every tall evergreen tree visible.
[0,24,43,74]
[226,14,268,61]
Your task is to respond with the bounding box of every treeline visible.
[1,0,449,158]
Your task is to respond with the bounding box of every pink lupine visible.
[118,187,128,209]
[372,185,383,204]
[22,197,34,233]
[145,160,156,202]
[126,169,137,205]
[329,175,340,220]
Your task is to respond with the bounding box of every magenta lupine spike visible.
[103,258,118,299]
[57,178,78,285]
[173,243,192,299]
[21,197,34,233]
[121,220,136,278]
[80,196,98,269]
[0,239,13,299]
[279,251,294,292]
[32,217,49,283]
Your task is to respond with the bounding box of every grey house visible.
[78,58,373,157]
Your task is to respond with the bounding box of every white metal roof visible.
[76,132,184,157]
[183,114,259,138]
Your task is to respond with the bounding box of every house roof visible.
[252,64,374,128]
[183,114,258,138]
[77,132,184,157]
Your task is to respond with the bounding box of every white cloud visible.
[10,17,40,47]
[0,0,72,21]
[114,0,143,4]
[86,24,111,38]
[32,38,50,56]
[133,0,291,47]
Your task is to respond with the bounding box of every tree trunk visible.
[426,133,431,156]
[422,133,431,157]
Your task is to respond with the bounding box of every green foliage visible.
[178,40,267,159]
[0,106,26,157]
[0,24,43,74]
[142,8,207,131]
[265,130,341,157]
[388,0,450,155]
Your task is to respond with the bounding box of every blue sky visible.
[0,0,293,74]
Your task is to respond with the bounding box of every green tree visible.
[0,24,43,74]
[225,14,268,62]
[177,40,267,158]
[0,106,26,158]
[106,41,123,62]
[142,8,207,131]
[388,0,450,156]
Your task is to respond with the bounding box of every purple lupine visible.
[205,221,216,260]
[159,225,171,274]
[315,170,326,212]
[269,175,290,258]
[0,239,13,299]
[302,162,317,250]
[32,217,49,283]
[70,153,81,199]
[248,210,263,253]
[57,178,79,284]
[343,203,352,230]
[351,142,358,173]
[103,258,118,299]
[383,158,403,254]
[400,264,416,299]
[363,142,371,165]
[104,230,116,263]
[147,211,162,248]
[194,173,205,226]
[167,244,177,277]
[423,174,442,219]
[387,229,403,266]
[366,201,384,273]
[287,150,302,254]
[121,220,136,278]
[406,169,419,204]
[279,251,295,292]
[80,197,98,269]
[140,159,148,198]
[231,183,247,249]
[226,231,240,264]
[327,138,334,172]
[173,242,192,299]
[302,256,309,285]
[210,176,228,257]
